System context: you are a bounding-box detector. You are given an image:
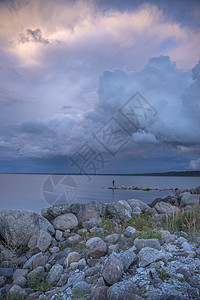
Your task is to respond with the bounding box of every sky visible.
[0,0,200,174]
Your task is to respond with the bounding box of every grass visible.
[156,268,171,281]
[162,205,200,241]
[136,229,162,240]
[1,230,22,267]
[28,272,54,292]
[4,294,28,300]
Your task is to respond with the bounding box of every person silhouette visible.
[112,180,115,187]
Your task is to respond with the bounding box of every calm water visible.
[0,174,199,213]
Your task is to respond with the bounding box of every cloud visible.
[19,29,49,44]
[189,157,200,170]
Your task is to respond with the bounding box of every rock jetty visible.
[0,186,200,299]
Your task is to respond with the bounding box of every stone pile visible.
[0,187,199,299]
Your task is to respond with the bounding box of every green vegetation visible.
[136,229,162,240]
[5,294,28,300]
[162,206,200,241]
[28,272,54,292]
[72,288,90,299]
[156,268,171,281]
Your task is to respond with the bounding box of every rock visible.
[13,275,26,287]
[9,284,25,296]
[67,234,81,244]
[55,230,63,241]
[138,247,166,267]
[28,229,52,254]
[86,237,103,248]
[177,237,188,246]
[82,220,100,230]
[125,226,136,235]
[13,269,28,280]
[53,213,78,230]
[90,286,108,300]
[28,291,42,300]
[23,252,43,269]
[41,204,71,220]
[64,251,81,267]
[118,294,143,300]
[192,186,200,194]
[0,210,54,248]
[108,244,120,255]
[89,200,107,217]
[57,273,70,287]
[47,264,63,284]
[107,280,138,300]
[77,204,101,223]
[102,254,124,285]
[72,281,91,294]
[85,266,101,277]
[181,241,192,251]
[0,267,13,278]
[180,192,200,207]
[78,258,86,267]
[87,240,107,259]
[116,246,137,271]
[105,233,119,244]
[70,262,79,270]
[155,202,180,214]
[32,255,49,270]
[0,276,6,288]
[132,207,142,215]
[77,228,88,235]
[49,246,59,254]
[67,273,85,287]
[127,199,150,212]
[0,249,14,262]
[48,248,72,265]
[107,200,132,221]
[27,266,44,279]
[161,231,175,244]
[134,238,161,251]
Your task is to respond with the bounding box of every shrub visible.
[28,272,54,292]
[136,229,162,240]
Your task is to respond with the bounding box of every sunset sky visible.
[0,0,200,174]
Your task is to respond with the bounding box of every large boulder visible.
[86,240,107,259]
[180,192,200,207]
[138,247,166,267]
[134,238,161,251]
[28,230,52,254]
[155,202,180,214]
[77,204,101,224]
[116,246,137,271]
[102,254,124,285]
[52,213,78,230]
[107,280,138,300]
[127,199,150,212]
[0,210,54,248]
[107,200,132,221]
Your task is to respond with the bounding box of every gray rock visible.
[41,204,71,220]
[102,254,124,285]
[13,275,26,287]
[72,281,91,294]
[0,210,54,248]
[67,273,85,287]
[0,267,13,278]
[23,252,43,269]
[118,294,143,300]
[64,251,81,267]
[134,238,161,251]
[0,276,6,288]
[67,234,81,244]
[138,247,166,267]
[77,204,101,224]
[49,247,59,254]
[32,255,49,270]
[13,269,28,280]
[85,266,101,277]
[107,280,138,300]
[105,233,119,244]
[180,192,200,207]
[132,207,142,215]
[90,200,107,217]
[87,240,107,259]
[127,199,150,212]
[9,284,25,296]
[27,266,44,279]
[57,273,69,287]
[116,246,137,271]
[107,200,132,221]
[53,213,78,230]
[86,237,103,248]
[155,202,180,214]
[108,244,120,255]
[161,230,175,244]
[28,229,52,254]
[90,286,108,300]
[82,220,100,230]
[177,236,188,246]
[47,264,63,284]
[48,248,72,265]
[181,241,192,251]
[55,230,63,241]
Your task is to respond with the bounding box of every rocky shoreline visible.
[0,186,200,300]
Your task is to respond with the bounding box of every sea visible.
[0,174,199,213]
